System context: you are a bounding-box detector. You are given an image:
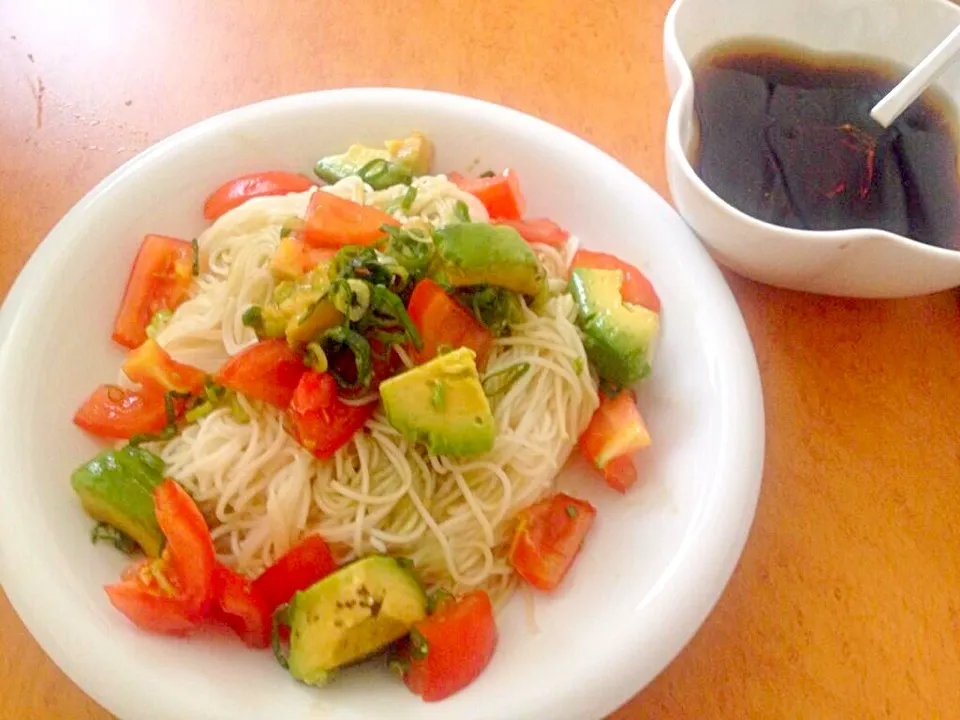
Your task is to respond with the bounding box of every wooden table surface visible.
[2,1,960,718]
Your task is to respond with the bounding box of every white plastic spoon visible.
[871,25,960,128]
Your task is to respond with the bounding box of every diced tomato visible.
[270,236,337,279]
[213,564,272,649]
[579,390,650,493]
[302,191,400,248]
[252,535,337,614]
[203,171,315,222]
[601,455,638,493]
[215,340,307,408]
[571,249,660,313]
[498,218,569,248]
[406,279,494,368]
[73,383,169,440]
[509,493,596,591]
[105,480,217,635]
[398,590,498,702]
[448,169,525,220]
[287,371,376,459]
[122,339,207,395]
[112,235,195,349]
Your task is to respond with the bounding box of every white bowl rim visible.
[0,87,765,720]
[663,0,960,261]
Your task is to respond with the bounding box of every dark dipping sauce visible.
[692,40,960,249]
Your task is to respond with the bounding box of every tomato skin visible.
[579,390,650,493]
[509,493,596,591]
[498,218,569,248]
[252,535,337,614]
[73,383,169,439]
[153,479,216,618]
[105,480,217,635]
[112,235,194,349]
[406,279,494,368]
[105,580,201,636]
[571,249,660,313]
[122,339,207,395]
[400,591,498,702]
[287,371,376,459]
[215,340,307,408]
[302,191,400,248]
[203,171,314,221]
[449,169,525,220]
[213,564,272,649]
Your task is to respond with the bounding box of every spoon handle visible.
[870,25,960,128]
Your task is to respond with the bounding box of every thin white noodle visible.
[150,176,598,601]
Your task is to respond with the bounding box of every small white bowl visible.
[0,89,764,720]
[664,0,960,298]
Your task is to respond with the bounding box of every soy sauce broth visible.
[692,40,960,250]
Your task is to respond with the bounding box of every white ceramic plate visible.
[0,89,763,720]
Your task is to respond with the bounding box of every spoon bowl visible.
[664,0,960,298]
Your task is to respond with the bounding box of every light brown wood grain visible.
[1,1,959,718]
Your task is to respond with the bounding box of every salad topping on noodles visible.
[70,133,661,700]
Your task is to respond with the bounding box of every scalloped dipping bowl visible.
[0,90,764,720]
[665,0,960,298]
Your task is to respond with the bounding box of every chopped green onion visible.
[242,305,263,330]
[431,380,446,411]
[401,185,418,211]
[321,326,373,389]
[426,588,454,614]
[357,158,413,190]
[370,286,423,350]
[409,627,429,660]
[479,170,496,178]
[90,522,137,554]
[191,238,200,276]
[482,362,531,398]
[454,200,471,223]
[573,357,584,376]
[331,278,372,323]
[566,505,578,519]
[305,342,329,372]
[184,400,214,424]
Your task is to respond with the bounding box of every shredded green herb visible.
[380,224,434,281]
[566,505,578,519]
[279,226,293,240]
[191,237,200,276]
[320,325,373,389]
[90,522,138,554]
[462,286,523,336]
[242,305,263,330]
[401,185,418,211]
[482,362,531,398]
[229,394,250,423]
[369,285,423,350]
[573,357,585,376]
[454,200,471,223]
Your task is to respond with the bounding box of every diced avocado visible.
[432,223,545,297]
[287,555,427,686]
[259,269,344,345]
[70,446,166,558]
[379,347,496,457]
[569,267,659,387]
[384,131,433,175]
[270,235,331,281]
